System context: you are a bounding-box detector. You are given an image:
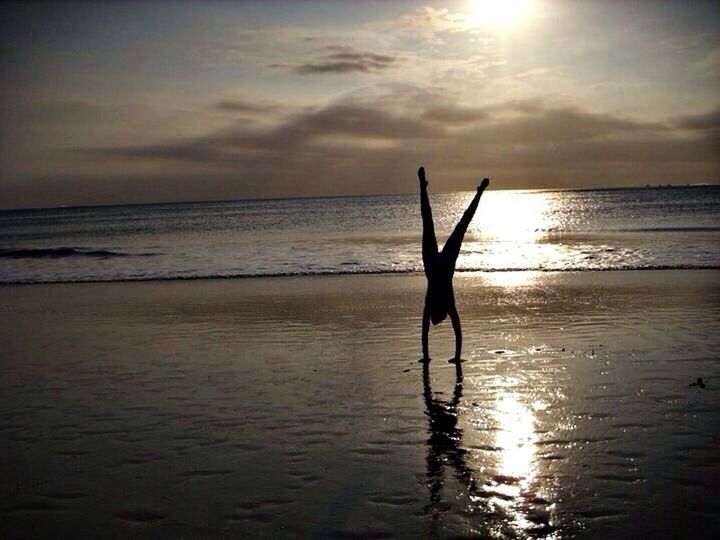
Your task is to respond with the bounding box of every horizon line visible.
[1,181,717,214]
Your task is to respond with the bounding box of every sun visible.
[467,0,535,28]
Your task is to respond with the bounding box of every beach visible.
[3,0,720,537]
[1,270,718,538]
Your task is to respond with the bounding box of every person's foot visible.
[478,177,490,192]
[418,166,428,187]
[448,357,465,364]
[419,356,431,363]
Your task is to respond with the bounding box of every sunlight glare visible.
[482,270,541,287]
[495,393,537,485]
[457,191,558,284]
[467,0,535,28]
[473,191,555,242]
[490,392,543,533]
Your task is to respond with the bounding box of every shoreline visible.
[2,265,720,287]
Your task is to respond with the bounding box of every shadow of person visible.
[422,361,478,533]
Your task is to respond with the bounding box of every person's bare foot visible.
[419,356,431,363]
[418,166,428,188]
[478,177,490,192]
[448,357,465,364]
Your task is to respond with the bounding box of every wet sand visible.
[1,271,719,538]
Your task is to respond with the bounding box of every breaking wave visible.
[0,247,154,259]
[2,264,718,285]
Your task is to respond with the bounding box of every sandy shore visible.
[1,271,719,538]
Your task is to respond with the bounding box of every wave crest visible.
[0,247,150,259]
[2,265,719,285]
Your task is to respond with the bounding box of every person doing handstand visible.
[419,166,489,363]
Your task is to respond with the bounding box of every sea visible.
[1,185,719,284]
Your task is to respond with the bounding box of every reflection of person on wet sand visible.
[422,361,478,520]
[419,166,489,363]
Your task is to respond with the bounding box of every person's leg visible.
[419,167,438,272]
[421,306,431,361]
[442,179,489,265]
[449,305,462,361]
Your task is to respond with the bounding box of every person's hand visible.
[478,177,490,191]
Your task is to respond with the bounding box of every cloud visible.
[293,46,399,75]
[5,93,718,209]
[674,106,720,131]
[477,104,668,145]
[214,98,278,114]
[386,7,469,43]
[86,100,439,168]
[83,97,700,166]
[65,94,717,204]
[421,104,490,124]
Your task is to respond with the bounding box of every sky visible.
[1,0,719,209]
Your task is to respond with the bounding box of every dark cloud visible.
[420,100,666,139]
[283,103,436,139]
[89,102,440,167]
[105,99,670,167]
[84,98,713,171]
[214,98,277,114]
[4,96,719,208]
[294,47,399,74]
[422,105,490,124]
[472,105,668,145]
[674,106,720,131]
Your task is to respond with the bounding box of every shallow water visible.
[1,271,719,538]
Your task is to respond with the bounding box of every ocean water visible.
[1,186,719,284]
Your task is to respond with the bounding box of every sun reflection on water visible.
[495,393,538,486]
[451,190,565,283]
[422,363,560,537]
[482,388,556,537]
[474,190,558,242]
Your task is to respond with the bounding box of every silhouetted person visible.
[419,166,489,362]
[689,377,706,389]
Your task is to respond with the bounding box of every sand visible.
[1,270,719,538]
